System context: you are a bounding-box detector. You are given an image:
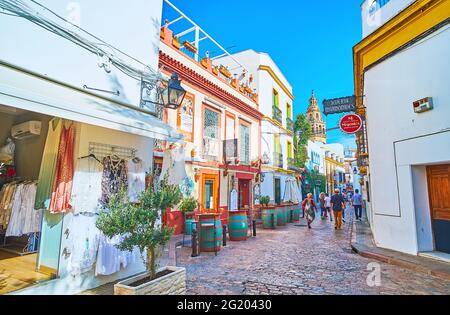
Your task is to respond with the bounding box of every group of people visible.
[301,188,363,230]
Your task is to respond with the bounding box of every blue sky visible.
[163,1,362,149]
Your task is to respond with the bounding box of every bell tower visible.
[307,90,327,144]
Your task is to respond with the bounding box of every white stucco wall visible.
[0,0,163,108]
[364,25,450,254]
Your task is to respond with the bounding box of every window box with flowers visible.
[212,66,219,76]
[172,36,181,50]
[219,65,232,79]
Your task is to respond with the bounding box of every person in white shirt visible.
[324,193,332,222]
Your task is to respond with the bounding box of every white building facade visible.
[0,0,179,294]
[355,0,450,256]
[218,50,298,205]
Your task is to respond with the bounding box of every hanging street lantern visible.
[161,73,187,110]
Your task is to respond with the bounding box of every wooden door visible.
[427,165,450,254]
[238,179,250,209]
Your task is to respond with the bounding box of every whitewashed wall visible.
[0,0,163,107]
[364,25,450,254]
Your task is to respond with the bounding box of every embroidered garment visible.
[35,118,63,210]
[49,123,75,213]
[67,214,100,277]
[70,158,103,215]
[101,156,128,205]
[127,159,145,203]
[6,182,41,237]
[0,183,17,229]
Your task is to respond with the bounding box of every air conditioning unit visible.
[11,121,42,140]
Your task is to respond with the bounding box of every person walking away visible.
[319,192,327,220]
[352,189,363,221]
[302,193,317,229]
[330,189,345,230]
[324,193,332,222]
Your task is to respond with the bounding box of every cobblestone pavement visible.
[177,208,450,295]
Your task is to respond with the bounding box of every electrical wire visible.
[0,0,162,84]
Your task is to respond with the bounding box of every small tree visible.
[96,174,183,280]
[293,113,312,168]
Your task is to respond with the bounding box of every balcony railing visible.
[287,158,298,171]
[272,106,282,124]
[273,152,283,169]
[286,118,294,132]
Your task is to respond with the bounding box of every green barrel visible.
[185,218,194,235]
[200,218,223,252]
[261,207,276,229]
[287,204,294,223]
[276,206,287,226]
[293,204,300,222]
[228,210,248,241]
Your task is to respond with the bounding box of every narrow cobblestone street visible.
[177,209,450,295]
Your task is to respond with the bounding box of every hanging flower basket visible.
[183,40,197,54]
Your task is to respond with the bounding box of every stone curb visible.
[350,222,450,281]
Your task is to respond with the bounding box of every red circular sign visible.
[339,114,362,134]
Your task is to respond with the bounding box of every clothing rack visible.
[88,142,138,161]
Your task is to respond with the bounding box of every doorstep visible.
[418,252,450,264]
[351,218,450,281]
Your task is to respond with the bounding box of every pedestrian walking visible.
[324,193,333,222]
[319,192,327,220]
[330,188,346,230]
[352,189,363,221]
[302,193,317,229]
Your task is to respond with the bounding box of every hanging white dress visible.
[6,184,24,237]
[70,158,103,215]
[127,160,146,203]
[67,214,100,277]
[22,183,41,235]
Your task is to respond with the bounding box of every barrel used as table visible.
[185,218,194,235]
[261,206,276,229]
[228,210,249,241]
[199,214,223,252]
[276,205,287,226]
[293,203,300,222]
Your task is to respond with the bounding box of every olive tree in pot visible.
[179,196,198,236]
[96,175,185,295]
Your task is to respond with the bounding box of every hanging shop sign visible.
[323,95,357,115]
[339,114,363,134]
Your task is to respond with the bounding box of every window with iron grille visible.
[240,124,250,164]
[203,108,220,159]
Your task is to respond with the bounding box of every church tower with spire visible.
[307,90,327,144]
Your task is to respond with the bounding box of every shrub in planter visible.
[96,173,183,294]
[260,196,270,207]
[179,196,198,235]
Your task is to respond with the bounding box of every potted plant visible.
[96,174,185,295]
[179,196,198,235]
[183,40,198,54]
[260,196,270,207]
[212,66,219,76]
[219,65,232,79]
[172,36,181,49]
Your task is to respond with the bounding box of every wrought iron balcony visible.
[223,139,238,163]
[272,106,282,124]
[286,118,294,132]
[287,158,299,171]
[273,152,283,169]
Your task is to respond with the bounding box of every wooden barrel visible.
[286,204,294,223]
[185,218,194,235]
[199,215,223,252]
[276,206,287,226]
[228,210,248,241]
[261,206,276,229]
[293,203,300,222]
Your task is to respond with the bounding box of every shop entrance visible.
[0,104,60,294]
[427,164,450,254]
[201,173,219,213]
[238,179,250,209]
